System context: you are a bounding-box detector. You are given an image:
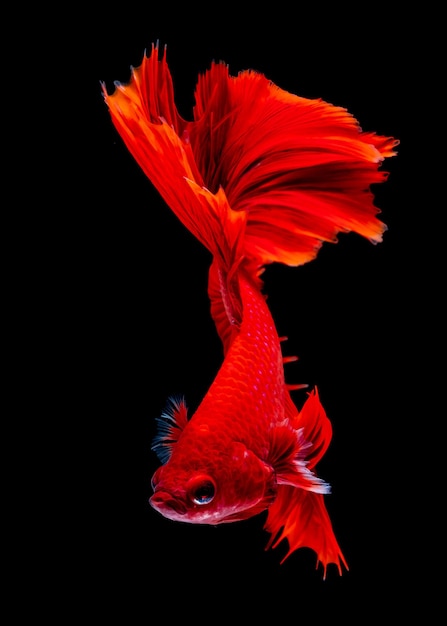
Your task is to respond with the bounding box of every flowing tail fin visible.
[102,43,397,347]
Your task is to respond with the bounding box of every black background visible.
[39,4,435,622]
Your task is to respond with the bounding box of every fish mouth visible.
[149,491,187,516]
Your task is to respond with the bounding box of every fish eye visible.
[186,474,216,505]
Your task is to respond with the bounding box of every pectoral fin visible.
[268,422,331,494]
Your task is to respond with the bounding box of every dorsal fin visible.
[151,396,189,463]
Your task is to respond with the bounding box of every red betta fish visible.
[102,42,398,578]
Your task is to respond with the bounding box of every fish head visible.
[150,440,276,524]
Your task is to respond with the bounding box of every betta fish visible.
[102,42,398,578]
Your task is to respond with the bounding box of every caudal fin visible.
[103,42,397,272]
[103,43,397,347]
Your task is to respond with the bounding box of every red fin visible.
[102,47,247,350]
[103,44,397,273]
[264,388,345,576]
[264,487,348,578]
[267,387,333,493]
[191,60,398,267]
[103,44,397,352]
[286,387,332,469]
[268,423,330,494]
[102,45,246,269]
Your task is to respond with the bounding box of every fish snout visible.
[150,491,187,516]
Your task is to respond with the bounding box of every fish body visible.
[151,267,328,523]
[102,43,398,577]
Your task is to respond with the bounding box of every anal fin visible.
[264,486,348,578]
